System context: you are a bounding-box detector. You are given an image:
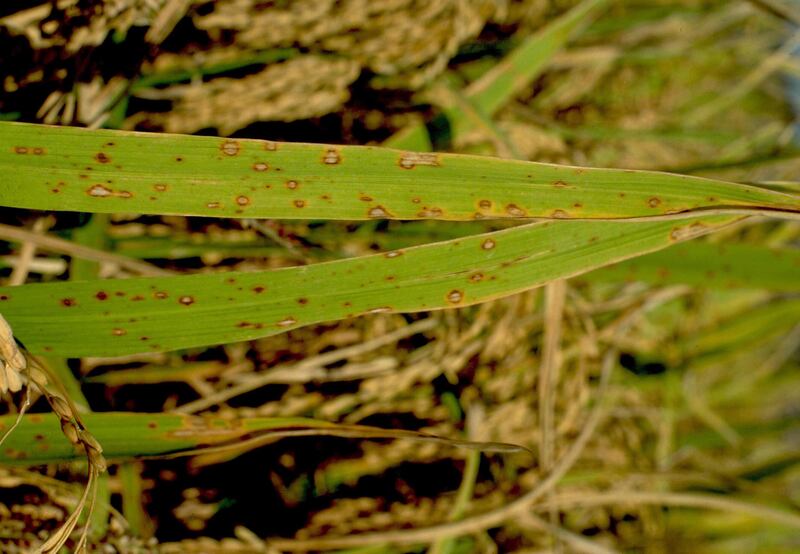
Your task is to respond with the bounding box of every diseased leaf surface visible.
[2,123,797,221]
[0,215,735,356]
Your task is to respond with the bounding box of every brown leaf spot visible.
[263,141,278,151]
[669,222,708,242]
[0,295,8,301]
[112,328,127,336]
[207,202,221,209]
[469,273,484,282]
[286,180,299,190]
[359,195,373,202]
[297,297,308,305]
[481,239,496,250]
[573,203,583,209]
[237,321,264,329]
[478,199,492,210]
[253,162,269,172]
[411,197,421,204]
[61,298,76,307]
[447,290,464,304]
[87,184,112,197]
[5,446,29,457]
[322,148,341,165]
[95,291,108,300]
[131,295,145,301]
[553,180,569,188]
[648,197,662,208]
[551,209,569,218]
[368,205,389,218]
[277,317,297,327]
[118,190,133,199]
[95,152,111,164]
[506,204,527,217]
[221,140,240,156]
[179,295,195,306]
[13,146,28,154]
[417,207,443,218]
[399,152,439,169]
[32,147,45,155]
[294,199,306,208]
[154,291,168,299]
[252,286,266,294]
[153,184,168,192]
[236,195,250,206]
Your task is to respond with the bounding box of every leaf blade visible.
[0,412,523,464]
[0,215,736,356]
[1,122,797,221]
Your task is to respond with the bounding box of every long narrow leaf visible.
[1,122,798,221]
[0,215,735,356]
[107,221,800,291]
[0,413,315,464]
[0,412,522,464]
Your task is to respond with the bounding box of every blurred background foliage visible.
[0,0,799,552]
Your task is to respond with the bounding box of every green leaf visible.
[1,122,798,221]
[0,412,523,464]
[0,412,313,464]
[458,0,609,126]
[0,215,735,357]
[586,242,800,291]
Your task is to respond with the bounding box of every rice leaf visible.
[0,412,524,465]
[0,215,736,357]
[1,122,798,221]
